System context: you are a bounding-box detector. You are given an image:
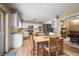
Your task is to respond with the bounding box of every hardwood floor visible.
[15,38,79,56]
[64,44,79,56]
[16,39,32,56]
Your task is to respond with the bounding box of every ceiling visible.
[8,3,79,23]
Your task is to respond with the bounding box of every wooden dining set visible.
[30,34,64,56]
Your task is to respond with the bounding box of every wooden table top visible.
[33,35,63,43]
[33,36,49,42]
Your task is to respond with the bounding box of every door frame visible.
[0,4,10,54]
[0,11,4,55]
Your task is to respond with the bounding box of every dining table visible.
[33,35,64,56]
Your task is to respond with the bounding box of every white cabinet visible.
[23,32,29,37]
[10,13,21,28]
[10,13,17,27]
[10,34,23,48]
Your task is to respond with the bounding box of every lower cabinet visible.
[10,34,23,48]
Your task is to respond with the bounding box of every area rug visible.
[4,51,16,56]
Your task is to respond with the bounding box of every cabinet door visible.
[10,14,18,27]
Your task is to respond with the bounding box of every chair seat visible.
[43,45,57,51]
[32,44,43,49]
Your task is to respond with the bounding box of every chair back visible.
[48,37,59,49]
[30,35,36,56]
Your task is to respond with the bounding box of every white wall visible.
[5,13,10,52]
[22,22,42,28]
[44,20,53,24]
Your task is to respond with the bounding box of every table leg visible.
[61,39,63,54]
[36,43,39,56]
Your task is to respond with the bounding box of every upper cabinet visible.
[10,13,17,27]
[10,12,21,28]
[17,16,21,28]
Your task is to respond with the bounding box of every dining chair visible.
[43,37,59,56]
[31,35,44,56]
[30,35,35,56]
